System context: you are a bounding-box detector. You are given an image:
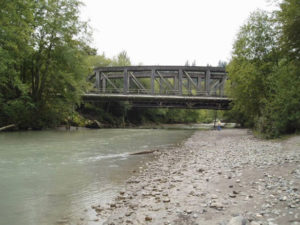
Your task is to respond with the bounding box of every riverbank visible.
[92,129,300,225]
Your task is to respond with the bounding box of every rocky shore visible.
[92,129,300,225]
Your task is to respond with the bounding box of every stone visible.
[211,194,218,199]
[210,201,224,210]
[145,216,152,221]
[110,203,117,208]
[198,168,205,173]
[227,216,249,225]
[163,198,171,203]
[250,222,260,225]
[233,190,239,195]
[280,196,287,201]
[125,211,133,217]
[229,193,237,198]
[185,209,192,214]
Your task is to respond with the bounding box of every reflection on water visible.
[0,128,193,225]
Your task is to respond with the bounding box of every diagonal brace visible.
[102,73,120,92]
[156,71,174,90]
[183,71,198,90]
[129,72,148,92]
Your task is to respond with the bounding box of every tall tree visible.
[112,51,131,66]
[277,0,300,60]
[0,0,92,129]
[227,10,279,126]
[227,6,300,137]
[0,0,34,127]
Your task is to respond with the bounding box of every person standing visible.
[217,120,221,131]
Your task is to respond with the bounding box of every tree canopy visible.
[0,0,92,129]
[226,1,300,137]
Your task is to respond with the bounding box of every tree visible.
[112,51,131,66]
[277,0,300,60]
[227,10,279,126]
[217,60,227,68]
[0,0,35,127]
[227,7,300,137]
[0,0,92,129]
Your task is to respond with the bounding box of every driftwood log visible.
[130,150,158,155]
[0,124,15,131]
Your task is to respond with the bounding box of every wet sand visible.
[90,129,300,225]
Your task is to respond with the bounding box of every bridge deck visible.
[82,93,231,110]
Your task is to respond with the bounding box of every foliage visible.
[277,0,300,60]
[227,5,300,138]
[0,0,91,129]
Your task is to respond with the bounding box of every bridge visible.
[83,66,231,110]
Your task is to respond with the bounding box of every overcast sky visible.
[81,0,277,66]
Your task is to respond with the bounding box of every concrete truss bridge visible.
[83,66,231,110]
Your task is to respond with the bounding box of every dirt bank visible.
[91,129,300,225]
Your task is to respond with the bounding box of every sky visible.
[80,0,277,66]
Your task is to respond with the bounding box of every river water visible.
[0,128,193,225]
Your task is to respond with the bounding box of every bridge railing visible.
[90,88,226,97]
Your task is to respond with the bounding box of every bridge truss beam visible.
[92,66,227,97]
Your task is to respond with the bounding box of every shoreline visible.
[90,129,299,225]
[0,122,237,132]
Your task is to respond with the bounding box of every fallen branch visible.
[0,124,15,131]
[130,150,158,155]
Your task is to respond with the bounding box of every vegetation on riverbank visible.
[0,0,92,129]
[225,0,300,138]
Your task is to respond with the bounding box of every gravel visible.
[90,129,300,225]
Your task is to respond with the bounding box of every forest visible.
[0,0,299,137]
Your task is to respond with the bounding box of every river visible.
[0,128,193,225]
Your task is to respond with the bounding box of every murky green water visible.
[0,128,193,225]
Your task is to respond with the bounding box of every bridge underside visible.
[82,94,231,110]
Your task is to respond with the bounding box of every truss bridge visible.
[83,66,231,110]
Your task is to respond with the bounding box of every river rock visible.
[249,221,260,225]
[163,198,171,203]
[210,201,224,210]
[227,216,249,225]
[145,215,152,221]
